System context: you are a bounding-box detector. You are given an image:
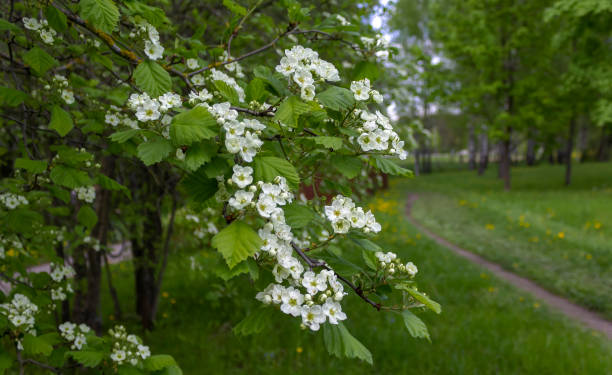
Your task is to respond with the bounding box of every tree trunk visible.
[597,126,610,161]
[578,120,588,163]
[565,116,576,186]
[500,128,512,191]
[468,124,476,170]
[526,129,536,166]
[478,130,489,176]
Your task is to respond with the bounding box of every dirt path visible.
[405,193,612,340]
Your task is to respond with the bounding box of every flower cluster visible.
[186,58,199,70]
[185,210,219,239]
[0,294,38,335]
[0,193,28,210]
[375,251,418,277]
[350,78,383,103]
[108,325,151,365]
[210,68,246,102]
[324,195,381,234]
[59,322,91,350]
[134,22,164,61]
[275,45,340,101]
[219,51,245,79]
[105,105,139,128]
[74,186,95,203]
[207,102,265,162]
[49,263,75,301]
[125,92,182,123]
[22,17,56,44]
[49,74,75,105]
[354,109,408,160]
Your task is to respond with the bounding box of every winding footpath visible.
[405,194,612,340]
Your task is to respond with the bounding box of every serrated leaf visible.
[212,220,263,268]
[79,0,119,34]
[396,284,442,314]
[97,174,130,198]
[334,155,362,179]
[316,86,355,111]
[274,96,310,127]
[15,158,47,174]
[362,250,378,270]
[323,323,373,364]
[66,351,104,368]
[348,235,381,252]
[134,61,172,97]
[214,260,249,281]
[23,334,53,356]
[49,105,74,136]
[223,0,247,15]
[123,2,169,27]
[311,136,343,150]
[170,106,218,146]
[0,87,28,107]
[45,6,68,32]
[213,80,239,104]
[137,138,174,166]
[159,365,183,375]
[246,78,266,102]
[143,354,176,371]
[77,205,98,229]
[352,61,380,81]
[182,167,218,202]
[233,307,276,336]
[253,156,299,189]
[6,208,43,236]
[50,165,92,188]
[109,129,141,143]
[402,310,430,341]
[203,157,231,178]
[0,18,21,33]
[283,203,316,228]
[23,47,58,75]
[372,156,413,177]
[184,141,218,171]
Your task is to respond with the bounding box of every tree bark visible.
[468,124,476,170]
[526,128,536,166]
[500,131,512,191]
[478,130,489,175]
[565,116,577,186]
[597,126,610,161]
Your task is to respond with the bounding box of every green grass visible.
[101,176,612,374]
[406,162,612,319]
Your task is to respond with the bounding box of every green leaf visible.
[283,203,316,228]
[212,220,263,268]
[79,0,119,34]
[50,165,92,188]
[0,18,21,33]
[274,96,311,127]
[182,167,218,202]
[97,174,130,198]
[66,351,104,368]
[159,365,183,375]
[123,2,169,27]
[184,141,218,171]
[223,0,247,15]
[362,250,378,270]
[396,284,442,314]
[15,158,47,174]
[143,354,176,371]
[134,61,172,97]
[49,105,74,137]
[203,157,231,178]
[137,138,174,166]
[246,78,266,102]
[253,156,299,189]
[233,307,276,336]
[23,334,53,356]
[316,86,355,111]
[170,106,218,146]
[0,352,13,373]
[77,205,98,229]
[109,129,140,143]
[402,310,431,341]
[323,323,373,365]
[23,47,58,75]
[213,80,239,104]
[6,208,43,236]
[214,260,249,281]
[0,87,28,107]
[372,156,413,177]
[45,6,68,32]
[334,155,362,179]
[352,61,380,81]
[348,236,381,252]
[311,136,344,150]
[118,366,145,375]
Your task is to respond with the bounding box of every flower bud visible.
[263,295,272,304]
[334,292,344,301]
[304,294,312,301]
[249,185,257,192]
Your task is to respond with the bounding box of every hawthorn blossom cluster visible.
[0,193,28,210]
[0,294,38,337]
[324,195,381,234]
[108,325,151,365]
[105,105,139,128]
[22,17,56,44]
[275,45,340,101]
[219,51,245,79]
[0,235,22,259]
[354,109,408,160]
[375,251,418,277]
[185,211,219,239]
[207,102,265,162]
[206,68,246,102]
[132,22,164,61]
[49,74,75,105]
[350,78,383,103]
[49,263,75,302]
[59,322,91,350]
[74,186,95,203]
[123,92,182,123]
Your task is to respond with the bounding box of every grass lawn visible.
[101,175,612,374]
[406,162,612,319]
